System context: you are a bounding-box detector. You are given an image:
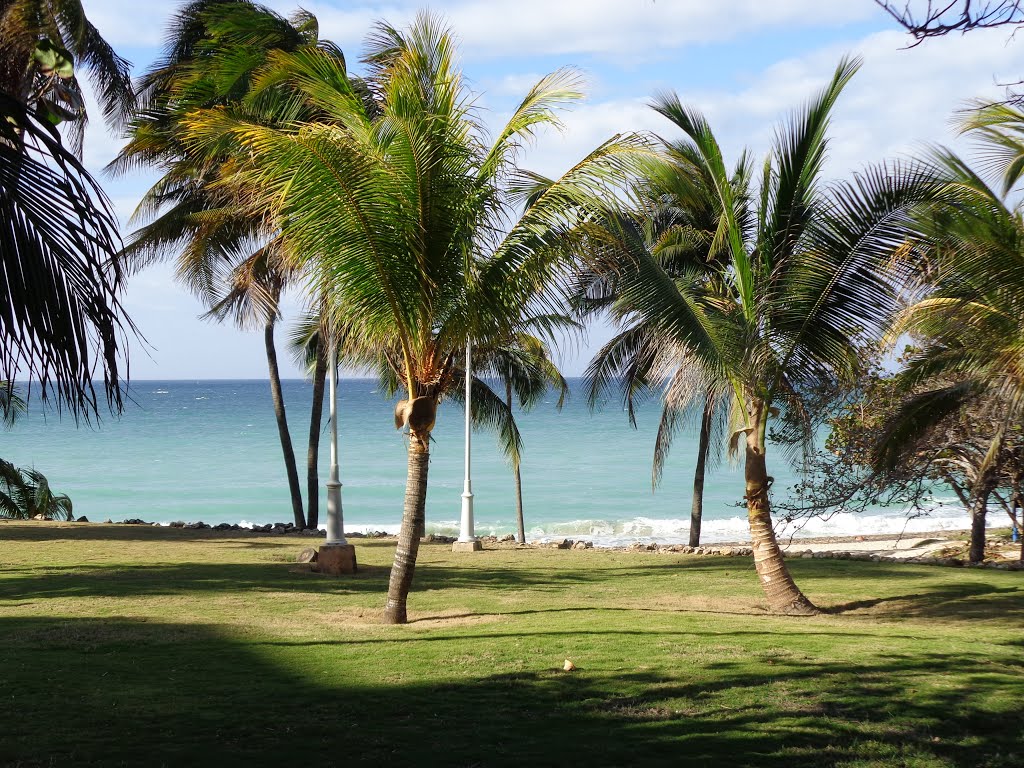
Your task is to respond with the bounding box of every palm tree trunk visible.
[507,380,526,544]
[968,480,993,563]
[689,394,714,548]
[264,318,305,529]
[745,399,817,616]
[384,431,430,624]
[305,341,328,530]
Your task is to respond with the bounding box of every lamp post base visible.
[452,540,482,553]
[317,543,357,574]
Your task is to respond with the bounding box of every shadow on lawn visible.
[3,556,1023,626]
[0,615,1020,767]
[0,522,344,545]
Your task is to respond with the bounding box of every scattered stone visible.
[75,516,89,523]
[296,548,318,564]
[499,534,516,542]
[301,528,320,536]
[122,518,148,525]
[563,659,576,672]
[572,540,593,550]
[555,539,573,549]
[169,521,185,528]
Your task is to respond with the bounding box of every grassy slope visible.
[0,522,1021,767]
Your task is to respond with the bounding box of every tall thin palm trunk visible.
[506,380,526,544]
[264,317,305,529]
[689,393,714,548]
[745,400,818,615]
[305,340,328,529]
[385,432,430,624]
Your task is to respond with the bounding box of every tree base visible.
[452,540,483,553]
[317,543,357,574]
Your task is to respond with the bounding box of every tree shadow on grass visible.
[0,522,325,544]
[828,581,1024,620]
[0,615,1020,767]
[3,556,1022,627]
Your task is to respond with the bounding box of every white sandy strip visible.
[780,537,953,560]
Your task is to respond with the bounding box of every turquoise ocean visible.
[3,379,973,545]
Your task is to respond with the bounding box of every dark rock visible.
[499,534,516,542]
[214,523,233,531]
[75,516,89,523]
[554,539,573,549]
[169,521,185,528]
[301,528,321,536]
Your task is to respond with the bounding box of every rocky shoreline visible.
[13,517,1022,570]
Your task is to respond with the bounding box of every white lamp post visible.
[454,339,482,552]
[325,342,345,544]
[320,341,357,572]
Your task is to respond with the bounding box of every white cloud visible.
[511,26,1024,185]
[83,0,873,65]
[292,0,875,59]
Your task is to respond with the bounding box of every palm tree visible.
[574,158,738,548]
[474,327,571,544]
[876,120,1024,562]
[0,460,73,520]
[1,0,131,417]
[113,0,353,527]
[184,13,648,623]
[0,0,133,143]
[586,58,939,614]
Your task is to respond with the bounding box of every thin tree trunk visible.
[968,481,993,564]
[384,431,430,624]
[507,380,526,544]
[941,470,971,510]
[745,399,818,616]
[305,341,328,530]
[689,394,714,548]
[265,318,305,529]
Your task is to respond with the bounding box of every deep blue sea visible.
[2,379,973,544]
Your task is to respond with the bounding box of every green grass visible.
[1,522,1021,767]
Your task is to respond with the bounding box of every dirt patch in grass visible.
[640,594,770,615]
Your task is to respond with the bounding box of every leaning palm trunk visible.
[305,342,328,529]
[385,432,430,624]
[506,380,527,544]
[689,394,714,547]
[264,318,305,529]
[745,401,818,615]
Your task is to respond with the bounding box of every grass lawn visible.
[0,522,1021,767]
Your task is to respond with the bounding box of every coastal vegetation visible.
[578,59,943,614]
[180,12,646,622]
[3,3,1024,762]
[1,0,1022,628]
[0,0,131,417]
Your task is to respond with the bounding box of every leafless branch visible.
[875,1,1024,45]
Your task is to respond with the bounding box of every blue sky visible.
[75,0,1024,379]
